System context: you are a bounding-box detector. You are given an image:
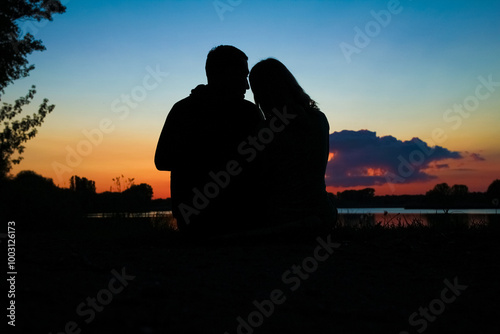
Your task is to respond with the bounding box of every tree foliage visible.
[426,183,451,197]
[70,175,96,194]
[0,85,54,177]
[0,0,65,178]
[0,0,66,93]
[0,170,80,227]
[122,183,154,213]
[124,183,154,202]
[487,179,500,201]
[426,183,471,213]
[337,188,375,202]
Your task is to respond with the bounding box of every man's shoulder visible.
[167,89,260,123]
[171,95,195,109]
[166,94,199,120]
[172,94,258,111]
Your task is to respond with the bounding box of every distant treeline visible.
[333,181,500,212]
[1,171,498,227]
[0,171,170,227]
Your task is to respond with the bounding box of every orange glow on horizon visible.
[9,135,499,200]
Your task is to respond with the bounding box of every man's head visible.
[205,45,250,98]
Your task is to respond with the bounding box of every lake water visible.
[88,208,499,227]
[337,208,498,215]
[336,208,498,227]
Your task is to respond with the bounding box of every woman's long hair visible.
[249,58,318,114]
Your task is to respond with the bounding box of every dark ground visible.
[11,216,500,334]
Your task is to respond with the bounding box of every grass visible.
[16,213,500,334]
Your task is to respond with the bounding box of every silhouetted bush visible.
[0,170,83,229]
[122,183,153,213]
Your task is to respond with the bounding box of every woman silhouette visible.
[249,58,337,230]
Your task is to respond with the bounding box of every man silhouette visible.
[155,45,263,235]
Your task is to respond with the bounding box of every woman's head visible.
[249,58,317,113]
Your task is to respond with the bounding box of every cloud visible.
[434,163,450,169]
[470,152,486,161]
[326,130,462,187]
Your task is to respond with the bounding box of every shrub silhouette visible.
[0,170,82,227]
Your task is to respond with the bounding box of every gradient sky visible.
[4,0,500,199]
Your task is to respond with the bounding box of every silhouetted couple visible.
[155,45,336,236]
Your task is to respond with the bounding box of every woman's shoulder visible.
[308,106,329,126]
[307,104,326,116]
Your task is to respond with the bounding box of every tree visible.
[337,188,375,203]
[0,170,80,226]
[450,184,468,197]
[487,179,500,203]
[426,183,452,213]
[426,183,470,212]
[0,86,54,177]
[427,183,451,197]
[124,183,153,201]
[0,0,66,93]
[123,183,154,213]
[69,175,96,212]
[70,175,96,194]
[13,169,56,190]
[0,1,65,178]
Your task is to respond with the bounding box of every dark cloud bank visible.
[326,130,464,188]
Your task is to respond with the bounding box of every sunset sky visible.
[4,0,500,199]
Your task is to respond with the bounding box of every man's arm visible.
[154,120,172,171]
[154,105,180,171]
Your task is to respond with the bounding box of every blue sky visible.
[4,0,500,196]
